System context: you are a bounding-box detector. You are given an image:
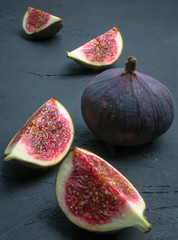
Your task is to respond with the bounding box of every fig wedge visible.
[4,98,74,167]
[67,27,123,69]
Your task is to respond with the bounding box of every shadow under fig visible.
[1,158,58,193]
[74,126,163,161]
[61,62,105,76]
[18,29,62,44]
[100,140,156,158]
[75,131,164,165]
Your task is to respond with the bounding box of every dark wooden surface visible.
[0,0,178,239]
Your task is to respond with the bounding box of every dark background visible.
[0,0,178,239]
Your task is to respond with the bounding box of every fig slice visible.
[4,98,74,168]
[66,27,123,69]
[22,7,63,39]
[55,147,152,233]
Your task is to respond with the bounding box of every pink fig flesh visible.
[25,8,51,32]
[82,28,120,64]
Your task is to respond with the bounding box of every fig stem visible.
[135,215,152,233]
[124,56,137,74]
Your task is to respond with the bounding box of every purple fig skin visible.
[81,57,175,146]
[23,21,63,40]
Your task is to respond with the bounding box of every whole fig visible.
[81,57,175,146]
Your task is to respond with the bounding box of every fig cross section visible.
[55,147,151,233]
[4,98,74,167]
[67,27,123,69]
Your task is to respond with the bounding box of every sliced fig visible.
[55,147,152,233]
[4,98,74,167]
[22,7,63,39]
[67,27,123,69]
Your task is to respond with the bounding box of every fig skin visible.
[26,21,63,39]
[81,57,175,146]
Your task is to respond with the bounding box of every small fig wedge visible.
[22,7,63,39]
[55,147,152,233]
[67,27,123,69]
[4,98,74,168]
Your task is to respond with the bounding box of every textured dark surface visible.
[0,0,178,239]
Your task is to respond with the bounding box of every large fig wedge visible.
[55,147,152,233]
[67,27,123,69]
[4,98,74,167]
[22,7,63,39]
